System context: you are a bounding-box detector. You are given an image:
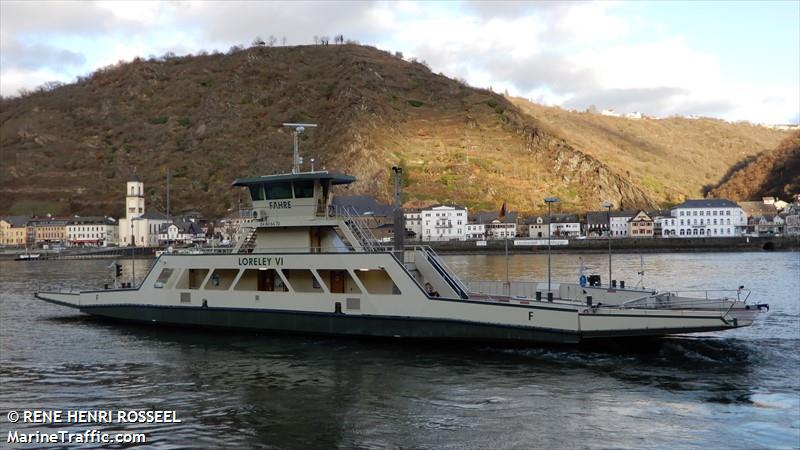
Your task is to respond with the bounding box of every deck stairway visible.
[338,206,379,252]
[421,246,469,299]
[233,225,257,253]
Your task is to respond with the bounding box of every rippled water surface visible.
[1,252,798,449]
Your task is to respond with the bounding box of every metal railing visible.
[611,288,752,310]
[337,206,380,252]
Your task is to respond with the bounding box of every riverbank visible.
[2,236,796,260]
[426,236,799,254]
[0,246,158,260]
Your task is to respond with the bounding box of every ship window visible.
[249,184,265,201]
[204,269,239,290]
[234,269,287,292]
[188,269,209,289]
[154,268,174,288]
[282,269,323,293]
[355,269,401,295]
[265,182,292,200]
[294,181,314,198]
[316,269,361,294]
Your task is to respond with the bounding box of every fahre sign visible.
[514,239,569,246]
[268,200,292,209]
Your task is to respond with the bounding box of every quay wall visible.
[423,236,800,254]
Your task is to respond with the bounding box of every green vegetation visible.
[8,200,68,216]
[147,116,168,125]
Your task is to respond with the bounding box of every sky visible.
[1,0,798,124]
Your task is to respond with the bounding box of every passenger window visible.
[265,182,292,199]
[355,269,401,295]
[282,269,324,293]
[234,269,288,292]
[154,268,174,288]
[204,269,239,290]
[188,269,209,289]
[316,269,361,294]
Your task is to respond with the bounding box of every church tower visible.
[126,175,145,220]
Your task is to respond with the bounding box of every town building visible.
[419,205,468,241]
[661,199,746,238]
[118,175,170,247]
[465,223,486,240]
[584,212,608,237]
[785,214,800,236]
[472,211,518,240]
[66,217,118,247]
[0,216,29,247]
[648,209,671,237]
[627,210,654,238]
[585,211,635,238]
[27,217,70,246]
[762,196,790,211]
[218,209,254,245]
[527,214,581,238]
[158,220,206,245]
[610,211,635,238]
[403,210,422,240]
[751,215,785,236]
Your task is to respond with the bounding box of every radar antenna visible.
[282,123,318,173]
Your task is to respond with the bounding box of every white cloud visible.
[0,1,796,123]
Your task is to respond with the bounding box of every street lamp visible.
[544,197,559,294]
[602,201,613,288]
[131,221,135,287]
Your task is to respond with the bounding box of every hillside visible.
[0,44,788,218]
[708,131,800,201]
[508,99,789,206]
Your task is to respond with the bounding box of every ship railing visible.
[402,245,468,299]
[336,206,380,252]
[467,280,538,298]
[612,289,751,311]
[173,246,390,254]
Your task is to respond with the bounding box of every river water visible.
[1,252,798,449]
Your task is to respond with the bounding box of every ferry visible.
[15,253,41,261]
[35,126,768,345]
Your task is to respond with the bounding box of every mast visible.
[391,166,405,258]
[283,123,318,173]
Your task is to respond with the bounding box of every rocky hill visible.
[708,131,800,201]
[0,44,789,217]
[508,99,789,206]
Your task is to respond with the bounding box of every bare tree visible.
[252,36,265,47]
[313,35,320,45]
[268,35,277,46]
[282,36,287,46]
[321,36,330,45]
[335,34,344,44]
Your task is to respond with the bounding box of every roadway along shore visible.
[2,236,797,260]
[425,236,799,254]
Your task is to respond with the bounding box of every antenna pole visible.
[166,168,170,221]
[282,123,317,173]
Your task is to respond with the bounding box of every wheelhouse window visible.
[293,181,314,198]
[265,182,292,200]
[249,184,265,201]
